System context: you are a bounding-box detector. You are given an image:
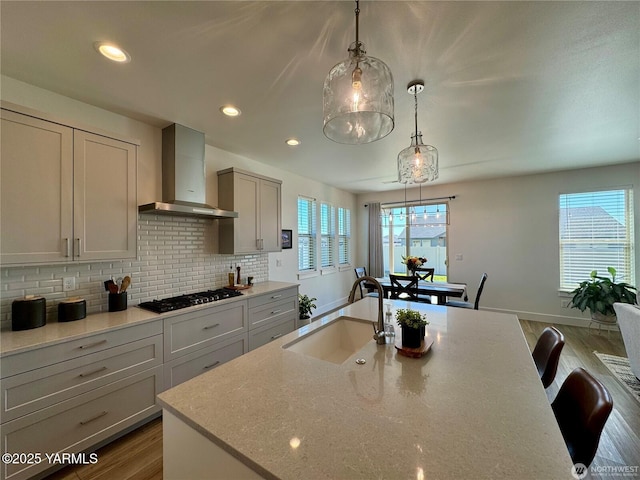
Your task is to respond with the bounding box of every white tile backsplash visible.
[0,214,268,328]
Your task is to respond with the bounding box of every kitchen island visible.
[157,298,574,479]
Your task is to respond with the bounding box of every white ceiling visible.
[2,1,639,193]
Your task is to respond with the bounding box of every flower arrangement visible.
[401,255,427,271]
[395,308,429,329]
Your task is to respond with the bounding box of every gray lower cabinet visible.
[0,321,163,480]
[248,287,297,351]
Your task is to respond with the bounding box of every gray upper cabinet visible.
[0,107,137,265]
[217,168,282,254]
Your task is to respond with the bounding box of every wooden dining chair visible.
[389,274,428,303]
[415,267,434,282]
[551,367,613,467]
[532,326,565,388]
[354,267,378,298]
[445,273,488,310]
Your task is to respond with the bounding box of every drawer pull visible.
[78,366,108,378]
[79,410,108,425]
[271,309,282,315]
[203,361,221,370]
[78,339,107,350]
[271,295,282,299]
[271,333,284,340]
[203,323,220,330]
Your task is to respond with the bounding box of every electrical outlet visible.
[62,277,76,292]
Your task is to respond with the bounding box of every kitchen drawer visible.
[0,366,162,480]
[247,287,297,310]
[1,335,162,422]
[164,333,248,389]
[248,316,295,351]
[164,301,247,361]
[0,320,163,378]
[248,295,296,331]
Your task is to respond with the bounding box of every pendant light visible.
[397,80,438,184]
[323,0,394,144]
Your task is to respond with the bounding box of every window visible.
[559,188,635,290]
[380,202,449,280]
[338,207,351,266]
[298,196,316,272]
[320,203,335,269]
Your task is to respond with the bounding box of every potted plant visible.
[568,267,637,324]
[298,294,317,320]
[396,308,429,348]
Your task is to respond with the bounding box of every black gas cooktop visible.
[138,288,244,313]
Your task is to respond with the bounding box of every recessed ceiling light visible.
[286,138,301,146]
[94,42,131,63]
[220,106,241,117]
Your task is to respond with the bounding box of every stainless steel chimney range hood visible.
[138,123,238,219]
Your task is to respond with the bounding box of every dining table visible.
[374,276,467,305]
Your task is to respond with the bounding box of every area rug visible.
[594,352,640,404]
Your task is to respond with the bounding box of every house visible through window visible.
[380,202,448,280]
[559,188,635,290]
[298,196,316,272]
[338,207,351,266]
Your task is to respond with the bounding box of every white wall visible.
[0,76,358,318]
[358,162,640,326]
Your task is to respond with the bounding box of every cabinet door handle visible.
[261,239,264,250]
[78,339,107,350]
[271,333,284,340]
[203,361,220,370]
[75,238,82,257]
[78,366,108,378]
[79,410,108,425]
[271,309,282,315]
[271,295,282,299]
[63,238,70,257]
[203,323,220,330]
[256,239,260,249]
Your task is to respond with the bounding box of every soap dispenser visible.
[384,304,395,344]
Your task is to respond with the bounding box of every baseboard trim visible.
[482,307,620,331]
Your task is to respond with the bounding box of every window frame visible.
[558,187,635,291]
[297,195,317,278]
[320,202,336,273]
[338,207,352,270]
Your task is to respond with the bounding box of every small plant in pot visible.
[568,267,637,324]
[396,308,429,348]
[298,294,317,320]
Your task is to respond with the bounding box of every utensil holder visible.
[108,292,127,312]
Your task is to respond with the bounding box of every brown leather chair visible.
[532,326,565,388]
[551,367,613,467]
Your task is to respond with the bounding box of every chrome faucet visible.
[348,275,386,345]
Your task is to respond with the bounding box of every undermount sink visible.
[283,316,374,364]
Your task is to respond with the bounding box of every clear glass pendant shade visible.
[323,42,394,144]
[397,132,438,184]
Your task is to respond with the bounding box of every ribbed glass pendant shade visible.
[397,132,438,184]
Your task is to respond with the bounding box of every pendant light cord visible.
[354,0,360,46]
[414,89,419,139]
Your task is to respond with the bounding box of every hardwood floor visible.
[45,418,162,480]
[46,320,639,480]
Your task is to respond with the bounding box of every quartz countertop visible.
[0,281,297,357]
[157,298,574,479]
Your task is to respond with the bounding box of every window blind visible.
[320,203,335,268]
[298,196,316,271]
[338,207,351,265]
[559,188,635,289]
